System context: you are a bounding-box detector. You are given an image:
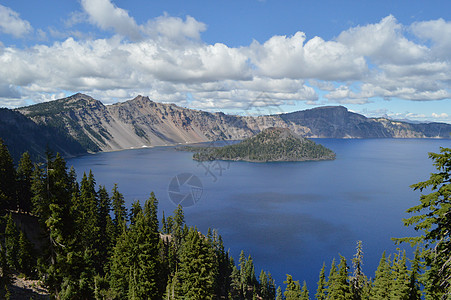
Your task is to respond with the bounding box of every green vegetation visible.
[0,109,87,162]
[188,127,336,162]
[0,138,450,299]
[18,95,91,118]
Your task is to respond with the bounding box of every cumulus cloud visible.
[247,32,367,80]
[432,112,449,119]
[411,18,451,59]
[337,15,428,65]
[0,3,450,113]
[143,14,207,42]
[81,0,142,40]
[0,4,32,38]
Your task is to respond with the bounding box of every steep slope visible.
[187,127,336,162]
[280,106,451,138]
[0,108,86,162]
[14,94,451,157]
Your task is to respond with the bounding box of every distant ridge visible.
[0,108,86,162]
[2,93,448,159]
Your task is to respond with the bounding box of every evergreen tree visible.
[109,223,131,298]
[0,238,11,300]
[17,230,36,277]
[97,185,114,275]
[398,147,451,297]
[315,262,327,300]
[327,255,351,300]
[4,214,19,270]
[31,162,47,219]
[259,270,276,300]
[229,261,241,299]
[284,274,301,299]
[172,204,185,247]
[110,193,163,299]
[301,281,309,300]
[390,250,409,300]
[351,241,369,300]
[325,259,337,300]
[111,183,127,236]
[407,247,422,300]
[175,227,217,299]
[129,199,142,226]
[78,171,101,280]
[370,252,391,299]
[16,151,33,213]
[0,139,16,212]
[276,286,284,300]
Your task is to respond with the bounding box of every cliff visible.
[11,93,451,158]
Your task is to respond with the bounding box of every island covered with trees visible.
[183,127,336,163]
[0,138,450,299]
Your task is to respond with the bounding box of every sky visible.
[0,0,450,123]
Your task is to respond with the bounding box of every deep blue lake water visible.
[68,138,451,291]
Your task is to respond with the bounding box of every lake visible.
[68,138,451,292]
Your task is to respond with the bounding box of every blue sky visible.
[0,0,450,123]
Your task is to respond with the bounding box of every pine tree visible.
[161,211,168,234]
[16,152,33,213]
[397,147,451,297]
[109,223,131,298]
[31,162,47,219]
[97,185,113,275]
[0,139,16,212]
[4,214,19,270]
[111,183,127,236]
[0,238,11,300]
[129,199,142,226]
[276,286,284,300]
[172,204,185,248]
[316,262,327,300]
[258,270,276,299]
[259,270,269,299]
[325,259,337,300]
[17,230,36,277]
[329,255,351,300]
[110,193,163,299]
[78,171,101,279]
[371,252,391,299]
[351,241,369,300]
[407,247,422,300]
[243,255,258,298]
[38,152,84,297]
[301,281,309,300]
[284,274,301,299]
[176,227,217,299]
[390,249,409,300]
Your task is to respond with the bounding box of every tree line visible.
[0,138,450,299]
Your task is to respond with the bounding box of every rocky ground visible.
[8,274,50,300]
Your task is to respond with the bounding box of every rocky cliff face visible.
[0,108,86,162]
[16,93,451,154]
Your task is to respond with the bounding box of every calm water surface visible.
[68,138,451,291]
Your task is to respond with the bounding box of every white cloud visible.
[0,4,32,38]
[81,0,142,40]
[248,32,367,80]
[432,112,449,119]
[411,18,451,59]
[337,15,428,65]
[0,5,450,111]
[143,14,207,41]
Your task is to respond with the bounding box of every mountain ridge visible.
[9,93,451,159]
